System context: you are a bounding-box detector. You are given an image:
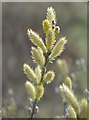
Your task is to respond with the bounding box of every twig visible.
[30,51,51,119]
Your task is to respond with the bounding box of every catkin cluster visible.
[59,76,88,119]
[23,7,67,116]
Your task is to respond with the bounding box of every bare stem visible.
[30,100,37,119]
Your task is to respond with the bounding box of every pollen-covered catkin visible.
[27,29,47,53]
[42,19,52,33]
[23,64,37,83]
[43,71,55,84]
[66,105,77,118]
[36,85,44,100]
[49,37,67,60]
[25,81,36,100]
[65,77,72,89]
[60,84,80,115]
[31,47,45,66]
[46,28,55,51]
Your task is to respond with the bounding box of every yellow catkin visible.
[42,19,52,33]
[65,76,72,89]
[35,65,41,84]
[27,29,47,53]
[36,85,44,100]
[49,37,67,60]
[46,28,55,51]
[60,84,80,115]
[43,71,55,84]
[79,98,87,118]
[23,64,37,83]
[31,47,45,66]
[66,105,77,118]
[25,81,36,100]
[46,7,56,26]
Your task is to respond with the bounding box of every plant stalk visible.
[30,51,51,119]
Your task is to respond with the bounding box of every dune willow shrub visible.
[23,7,67,118]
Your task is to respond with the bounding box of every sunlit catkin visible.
[35,65,41,84]
[43,71,55,84]
[42,19,52,33]
[31,47,45,66]
[27,29,47,53]
[36,85,44,100]
[25,81,36,100]
[23,64,37,83]
[49,37,67,60]
[66,105,77,118]
[46,7,56,26]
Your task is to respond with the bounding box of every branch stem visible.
[30,51,51,119]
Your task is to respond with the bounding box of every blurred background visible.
[2,2,87,118]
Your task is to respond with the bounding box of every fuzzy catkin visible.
[35,65,41,84]
[42,19,52,33]
[23,64,37,83]
[65,77,72,89]
[36,85,44,100]
[46,7,56,26]
[46,28,55,51]
[66,105,77,118]
[25,81,36,100]
[60,84,80,115]
[49,37,67,60]
[27,29,47,53]
[43,71,55,84]
[31,47,45,66]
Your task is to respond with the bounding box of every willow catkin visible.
[31,47,45,66]
[60,84,80,115]
[25,81,36,100]
[23,64,37,83]
[43,71,55,84]
[49,37,67,60]
[27,29,47,53]
[66,105,77,118]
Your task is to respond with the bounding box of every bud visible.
[23,64,37,83]
[43,71,55,84]
[79,99,87,118]
[35,65,41,84]
[55,26,60,35]
[46,7,56,26]
[27,29,47,53]
[65,77,72,89]
[60,84,80,115]
[42,19,52,33]
[49,37,67,60]
[25,81,36,100]
[66,105,77,118]
[36,85,44,100]
[31,47,45,66]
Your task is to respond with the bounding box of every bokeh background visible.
[2,2,87,118]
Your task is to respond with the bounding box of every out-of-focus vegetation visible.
[2,3,87,118]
